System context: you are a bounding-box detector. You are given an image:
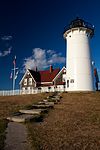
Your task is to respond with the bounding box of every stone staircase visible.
[7,93,62,123]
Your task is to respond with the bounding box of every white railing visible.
[0,86,66,96]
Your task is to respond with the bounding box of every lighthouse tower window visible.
[67,80,69,88]
[70,79,74,83]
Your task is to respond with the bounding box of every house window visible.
[70,79,74,83]
[22,87,25,91]
[63,69,66,74]
[29,78,32,85]
[48,87,51,89]
[63,78,66,82]
[27,87,30,90]
[67,80,69,88]
[24,78,27,85]
[48,86,51,89]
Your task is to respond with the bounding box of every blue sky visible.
[0,0,100,90]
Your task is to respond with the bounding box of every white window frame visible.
[27,87,30,90]
[24,78,27,85]
[63,78,66,82]
[29,78,32,85]
[22,87,25,91]
[70,79,74,83]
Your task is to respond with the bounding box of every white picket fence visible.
[0,86,66,96]
[0,90,20,96]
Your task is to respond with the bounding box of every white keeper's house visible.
[19,66,66,93]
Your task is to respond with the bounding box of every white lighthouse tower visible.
[63,18,94,91]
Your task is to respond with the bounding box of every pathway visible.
[4,122,32,150]
[4,92,61,150]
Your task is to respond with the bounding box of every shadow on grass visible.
[0,119,8,150]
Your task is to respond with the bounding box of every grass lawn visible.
[27,92,100,150]
[0,119,8,150]
[0,93,49,150]
[0,92,100,150]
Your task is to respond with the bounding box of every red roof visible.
[29,68,60,83]
[39,68,60,82]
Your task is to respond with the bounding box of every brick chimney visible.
[50,65,53,73]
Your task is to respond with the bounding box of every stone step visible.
[32,104,54,109]
[47,98,60,103]
[19,108,47,115]
[38,101,54,105]
[42,99,48,102]
[47,95,60,101]
[51,97,60,100]
[7,114,40,123]
[47,95,55,99]
[42,99,58,104]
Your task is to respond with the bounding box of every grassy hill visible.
[0,93,50,150]
[0,93,50,119]
[0,92,100,150]
[27,92,100,150]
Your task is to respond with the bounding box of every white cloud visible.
[23,48,65,71]
[1,35,12,41]
[48,53,65,64]
[47,49,55,55]
[0,47,12,57]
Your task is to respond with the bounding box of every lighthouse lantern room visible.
[63,18,94,91]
